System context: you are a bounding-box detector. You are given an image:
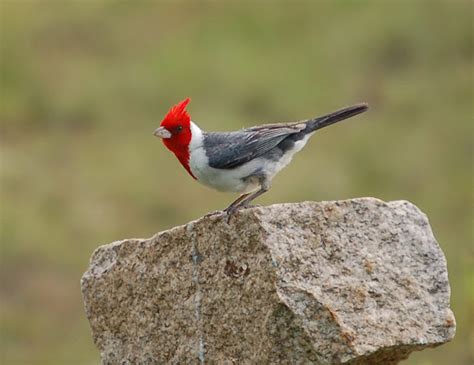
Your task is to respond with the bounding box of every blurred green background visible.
[1,1,472,364]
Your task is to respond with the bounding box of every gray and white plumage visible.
[188,103,368,194]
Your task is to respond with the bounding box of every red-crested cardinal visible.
[154,98,368,219]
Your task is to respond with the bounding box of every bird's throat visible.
[162,131,196,180]
[174,150,197,180]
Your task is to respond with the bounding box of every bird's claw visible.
[204,204,260,224]
[223,203,262,223]
[224,206,240,223]
[203,210,223,218]
[203,208,239,223]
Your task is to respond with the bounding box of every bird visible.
[153,98,368,220]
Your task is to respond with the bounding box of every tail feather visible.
[306,103,368,133]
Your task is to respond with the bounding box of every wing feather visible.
[203,122,306,169]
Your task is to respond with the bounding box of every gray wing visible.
[203,122,307,169]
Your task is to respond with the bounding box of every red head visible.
[154,98,196,178]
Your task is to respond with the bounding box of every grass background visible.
[1,1,472,364]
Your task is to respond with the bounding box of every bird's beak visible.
[153,127,172,139]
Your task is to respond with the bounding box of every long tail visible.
[306,103,368,133]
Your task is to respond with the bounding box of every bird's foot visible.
[203,206,254,223]
[203,210,224,219]
[223,205,243,224]
[241,203,260,209]
[223,203,262,223]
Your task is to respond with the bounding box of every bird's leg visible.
[235,184,269,209]
[223,192,251,214]
[225,179,270,222]
[205,193,251,219]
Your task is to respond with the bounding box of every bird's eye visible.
[176,125,183,132]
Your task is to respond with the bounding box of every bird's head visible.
[154,98,192,154]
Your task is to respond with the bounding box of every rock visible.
[81,198,455,364]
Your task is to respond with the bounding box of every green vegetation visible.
[1,2,472,364]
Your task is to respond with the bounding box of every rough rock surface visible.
[81,198,455,364]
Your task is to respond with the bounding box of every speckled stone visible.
[81,198,455,364]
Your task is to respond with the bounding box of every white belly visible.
[190,149,262,192]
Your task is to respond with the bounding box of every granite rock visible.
[81,198,455,364]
